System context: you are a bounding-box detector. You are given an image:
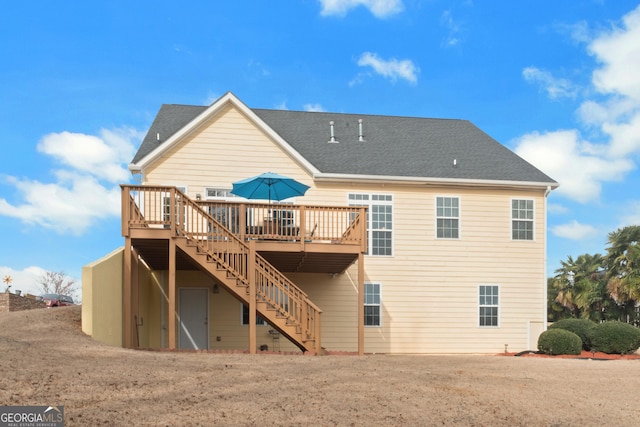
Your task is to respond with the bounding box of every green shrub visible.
[537,329,582,355]
[549,318,597,350]
[589,321,640,354]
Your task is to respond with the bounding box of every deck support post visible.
[358,252,365,355]
[131,247,140,348]
[168,237,177,349]
[248,240,257,354]
[123,237,133,348]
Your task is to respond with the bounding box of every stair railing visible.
[122,185,321,348]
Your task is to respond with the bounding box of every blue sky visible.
[1,0,640,298]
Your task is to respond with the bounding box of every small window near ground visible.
[241,304,268,325]
[479,285,499,327]
[364,283,381,326]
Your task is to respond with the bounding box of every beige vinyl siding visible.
[208,287,300,352]
[288,272,359,351]
[348,185,546,353]
[145,106,313,199]
[138,103,548,354]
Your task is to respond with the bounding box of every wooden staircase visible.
[124,186,322,353]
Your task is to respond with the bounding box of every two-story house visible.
[82,92,558,354]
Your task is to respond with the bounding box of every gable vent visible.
[328,121,339,143]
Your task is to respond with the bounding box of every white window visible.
[205,188,237,200]
[436,196,459,239]
[364,283,381,326]
[162,186,186,224]
[512,199,534,240]
[241,304,268,326]
[349,193,393,256]
[204,188,240,233]
[479,285,499,327]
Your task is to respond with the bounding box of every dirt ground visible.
[1,306,639,426]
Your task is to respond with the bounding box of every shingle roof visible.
[132,103,557,185]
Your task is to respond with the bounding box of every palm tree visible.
[605,226,640,324]
[551,253,608,321]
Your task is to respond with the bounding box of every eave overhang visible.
[313,172,559,191]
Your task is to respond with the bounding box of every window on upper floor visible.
[348,193,393,256]
[512,199,534,240]
[436,196,460,239]
[162,186,187,224]
[205,187,237,199]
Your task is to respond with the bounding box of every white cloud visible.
[514,129,634,203]
[0,266,80,300]
[551,220,598,240]
[38,128,137,183]
[518,5,640,204]
[601,112,640,157]
[522,67,577,99]
[0,128,140,235]
[555,20,591,44]
[356,52,419,84]
[274,101,288,110]
[589,6,640,101]
[440,10,463,47]
[577,98,638,127]
[319,0,403,18]
[1,266,47,297]
[304,103,326,112]
[618,200,640,227]
[204,92,221,105]
[547,203,569,215]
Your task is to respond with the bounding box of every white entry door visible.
[179,288,209,350]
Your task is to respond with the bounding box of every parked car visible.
[41,294,74,307]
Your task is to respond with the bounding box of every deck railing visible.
[121,185,336,349]
[194,200,367,248]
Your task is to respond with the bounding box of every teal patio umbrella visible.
[230,172,310,202]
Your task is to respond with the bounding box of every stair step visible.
[170,211,318,354]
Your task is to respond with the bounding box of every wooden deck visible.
[120,185,367,354]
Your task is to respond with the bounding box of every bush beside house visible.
[548,318,596,350]
[589,321,640,354]
[537,329,582,355]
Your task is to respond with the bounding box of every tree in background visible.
[550,253,611,322]
[38,271,78,300]
[548,225,640,324]
[605,226,640,325]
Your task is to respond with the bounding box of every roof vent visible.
[328,121,338,143]
[156,132,160,141]
[358,119,365,142]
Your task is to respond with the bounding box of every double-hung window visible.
[205,187,240,233]
[348,193,393,256]
[479,285,499,327]
[512,199,534,240]
[241,304,268,326]
[364,283,381,326]
[162,186,187,224]
[436,196,459,239]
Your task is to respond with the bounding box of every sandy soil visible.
[1,306,639,426]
